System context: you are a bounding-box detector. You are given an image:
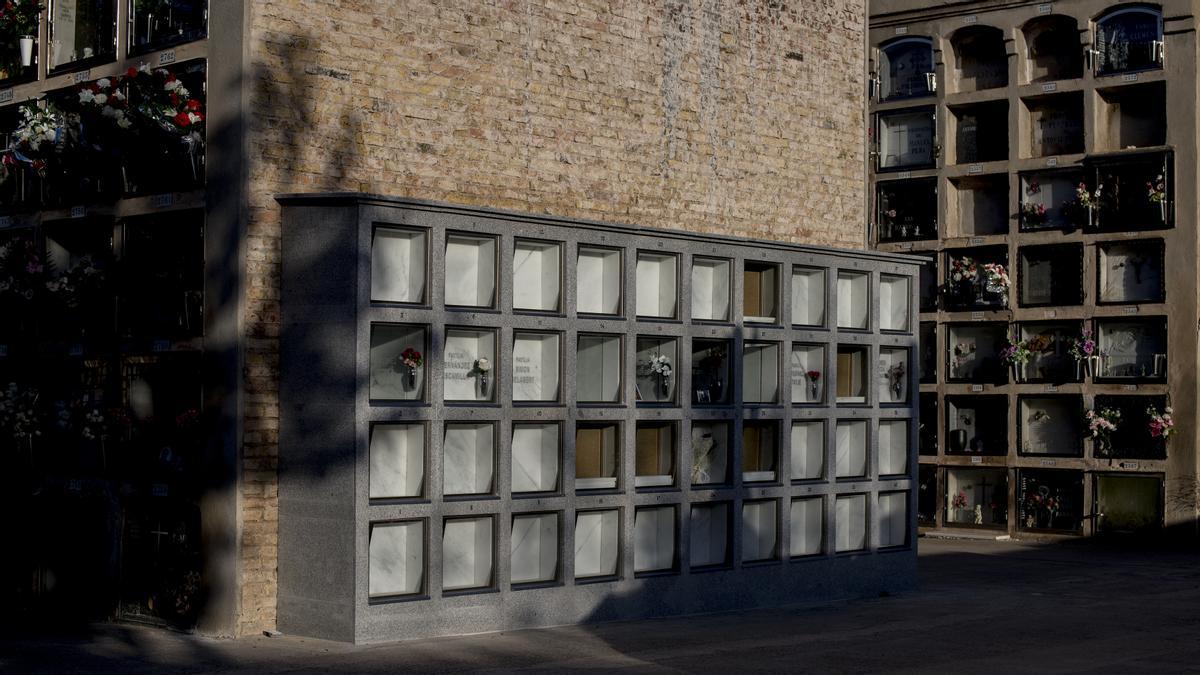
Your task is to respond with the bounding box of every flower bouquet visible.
[1086,407,1121,457]
[980,262,1009,305]
[999,332,1029,382]
[638,353,672,398]
[1147,173,1167,223]
[398,347,422,389]
[1068,329,1102,377]
[473,356,492,394]
[1147,404,1174,440]
[806,369,821,399]
[1021,202,1048,228]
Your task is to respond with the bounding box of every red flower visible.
[173,111,191,127]
[186,99,202,111]
[169,92,180,106]
[127,67,138,78]
[166,73,177,82]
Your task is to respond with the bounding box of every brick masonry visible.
[240,0,867,634]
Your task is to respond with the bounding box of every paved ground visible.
[5,537,1200,673]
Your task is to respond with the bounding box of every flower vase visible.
[1088,355,1101,378]
[1087,205,1095,230]
[19,36,33,68]
[404,367,416,391]
[657,376,669,400]
[1159,200,1168,225]
[891,380,903,400]
[809,382,819,400]
[479,373,489,398]
[1010,364,1021,384]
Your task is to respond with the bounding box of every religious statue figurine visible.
[974,504,983,525]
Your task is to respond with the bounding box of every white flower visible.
[112,90,125,101]
[116,116,132,129]
[475,357,492,372]
[96,78,111,88]
[138,63,151,73]
[93,93,107,105]
[78,89,95,104]
[164,79,182,92]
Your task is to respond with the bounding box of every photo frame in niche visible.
[444,233,497,308]
[690,421,730,486]
[510,512,559,585]
[877,348,909,404]
[878,492,908,548]
[577,245,622,315]
[691,339,731,405]
[513,239,562,312]
[512,423,560,494]
[1097,240,1165,304]
[743,261,779,323]
[635,422,676,488]
[512,331,561,402]
[577,334,623,403]
[742,341,781,404]
[790,497,823,557]
[690,502,731,568]
[444,328,497,402]
[575,423,619,490]
[371,226,427,304]
[879,274,910,332]
[368,520,425,598]
[635,337,677,403]
[636,251,678,319]
[835,419,868,479]
[741,500,778,562]
[834,494,867,552]
[836,271,870,329]
[742,421,778,483]
[574,509,620,579]
[791,266,826,326]
[368,323,428,401]
[369,423,425,499]
[442,515,494,592]
[878,419,909,476]
[1019,396,1083,456]
[443,422,495,496]
[634,505,676,573]
[789,343,826,404]
[691,257,731,321]
[790,420,825,481]
[1096,318,1167,380]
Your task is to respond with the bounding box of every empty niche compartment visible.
[635,422,676,488]
[919,394,938,456]
[1019,396,1083,456]
[919,322,938,383]
[914,252,938,311]
[635,251,678,318]
[510,513,558,584]
[949,25,1008,92]
[1094,394,1168,459]
[1019,321,1082,382]
[878,492,909,548]
[880,274,910,332]
[368,323,428,401]
[835,419,868,479]
[1022,15,1082,83]
[878,419,909,476]
[946,395,1008,456]
[690,502,731,568]
[790,420,825,481]
[742,421,779,483]
[947,323,1006,382]
[368,520,425,598]
[743,261,779,323]
[946,468,1009,527]
[1018,244,1083,307]
[690,420,730,485]
[369,423,425,499]
[634,505,676,573]
[1018,469,1084,532]
[1020,169,1086,231]
[741,500,778,562]
[877,347,910,404]
[1096,474,1163,533]
[836,345,868,404]
[876,107,936,171]
[636,337,677,403]
[836,271,870,329]
[1096,317,1167,380]
[443,422,495,496]
[1097,239,1165,304]
[742,341,780,403]
[575,423,619,490]
[574,509,619,578]
[511,423,560,494]
[1096,82,1166,152]
[949,174,1008,236]
[442,516,494,591]
[444,328,496,402]
[444,233,497,308]
[789,343,826,404]
[834,494,867,552]
[1022,92,1084,158]
[371,225,427,304]
[877,178,938,243]
[512,331,561,402]
[577,245,622,315]
[789,497,823,557]
[513,239,562,312]
[691,257,731,321]
[691,339,731,404]
[1088,151,1172,231]
[577,334,622,403]
[791,266,827,326]
[951,100,1008,164]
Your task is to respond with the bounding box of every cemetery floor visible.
[6,536,1200,673]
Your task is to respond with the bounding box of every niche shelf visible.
[369,423,425,499]
[443,423,495,496]
[577,334,622,403]
[789,497,823,557]
[1018,396,1083,456]
[442,516,494,591]
[636,251,678,319]
[513,239,562,312]
[635,422,676,488]
[836,271,870,330]
[1022,92,1084,158]
[951,101,1008,164]
[633,505,676,573]
[946,395,1008,456]
[1095,317,1167,381]
[742,341,781,404]
[791,266,827,326]
[741,500,778,562]
[636,337,677,403]
[878,492,908,548]
[371,226,427,304]
[1096,82,1166,152]
[949,174,1009,236]
[368,520,425,598]
[835,494,867,552]
[1097,239,1165,304]
[368,323,428,401]
[512,331,561,402]
[577,245,622,315]
[789,343,826,404]
[511,423,560,494]
[1018,244,1083,307]
[878,347,910,404]
[835,419,868,479]
[691,256,731,321]
[876,107,936,171]
[575,423,619,490]
[880,274,910,332]
[790,420,825,481]
[692,339,731,405]
[690,502,731,568]
[743,261,779,323]
[878,419,909,476]
[511,513,558,584]
[444,233,497,308]
[836,345,868,404]
[574,509,620,578]
[742,422,779,483]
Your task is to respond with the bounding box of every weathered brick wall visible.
[240,0,866,634]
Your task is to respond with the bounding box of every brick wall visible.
[240,0,867,634]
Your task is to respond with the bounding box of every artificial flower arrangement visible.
[951,490,968,511]
[9,102,78,176]
[0,381,40,441]
[399,347,423,371]
[1021,202,1048,227]
[1086,406,1121,456]
[805,369,821,397]
[44,255,104,309]
[952,342,976,370]
[949,256,977,285]
[1147,174,1166,204]
[473,356,492,390]
[1147,404,1174,439]
[0,236,42,302]
[981,262,1009,295]
[999,332,1030,376]
[1075,181,1099,210]
[884,362,906,398]
[639,353,673,397]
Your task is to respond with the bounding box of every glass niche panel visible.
[575,423,619,490]
[574,509,620,579]
[444,233,497,308]
[692,339,731,405]
[1019,322,1080,383]
[1090,153,1171,231]
[1023,93,1084,158]
[879,492,909,548]
[690,502,731,568]
[368,520,424,598]
[791,266,826,326]
[741,500,778,562]
[636,251,678,318]
[946,323,1006,382]
[1019,396,1083,456]
[743,261,779,323]
[1018,470,1084,532]
[1096,318,1167,380]
[1097,240,1165,304]
[130,0,207,53]
[742,421,779,483]
[877,178,938,243]
[513,332,560,402]
[1018,244,1083,307]
[577,245,622,315]
[836,271,869,329]
[916,252,938,311]
[878,419,909,476]
[634,506,676,573]
[1094,395,1167,460]
[789,497,823,557]
[1095,7,1163,76]
[879,37,935,101]
[919,322,937,384]
[513,239,562,312]
[369,423,425,499]
[371,226,427,303]
[952,101,1008,164]
[877,348,909,404]
[789,343,826,404]
[1020,170,1086,231]
[834,494,867,552]
[945,468,1008,527]
[946,395,1008,456]
[742,341,780,404]
[951,174,1008,236]
[691,257,731,321]
[577,334,622,403]
[836,345,868,404]
[691,420,730,486]
[49,0,117,70]
[510,513,558,584]
[635,422,676,488]
[1096,474,1162,533]
[636,337,677,403]
[879,274,910,332]
[443,423,495,496]
[918,393,938,456]
[444,328,497,402]
[835,419,868,479]
[369,323,428,401]
[876,107,935,170]
[511,423,560,493]
[442,516,494,592]
[790,421,825,481]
